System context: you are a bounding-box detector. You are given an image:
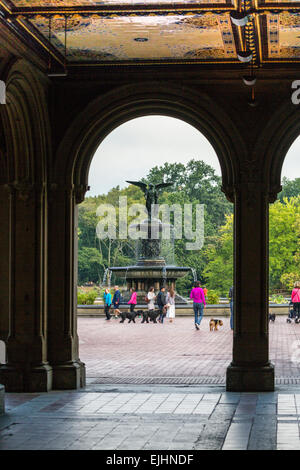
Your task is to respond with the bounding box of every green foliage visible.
[278,178,300,202]
[206,290,220,305]
[77,160,300,299]
[280,272,300,291]
[77,289,98,305]
[269,196,300,290]
[269,294,288,304]
[203,214,234,296]
[78,247,103,284]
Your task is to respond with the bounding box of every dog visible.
[141,309,160,324]
[269,313,276,322]
[119,310,137,323]
[209,319,223,331]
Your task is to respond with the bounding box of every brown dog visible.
[209,319,223,331]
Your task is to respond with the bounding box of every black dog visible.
[119,310,137,323]
[141,309,160,324]
[269,313,276,322]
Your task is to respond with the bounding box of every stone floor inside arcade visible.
[1,317,300,450]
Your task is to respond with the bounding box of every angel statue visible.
[126,180,173,215]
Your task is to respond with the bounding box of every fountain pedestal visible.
[109,217,191,304]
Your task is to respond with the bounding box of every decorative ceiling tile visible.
[9,0,230,6]
[266,12,300,59]
[29,12,237,62]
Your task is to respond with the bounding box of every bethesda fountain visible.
[107,180,194,304]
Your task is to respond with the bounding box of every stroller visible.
[287,301,300,323]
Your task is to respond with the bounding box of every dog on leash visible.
[141,309,160,324]
[269,313,276,322]
[209,319,223,331]
[119,310,137,323]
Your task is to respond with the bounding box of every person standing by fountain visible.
[166,287,176,323]
[190,281,206,330]
[103,288,112,320]
[128,287,137,313]
[112,285,122,319]
[147,286,156,312]
[157,286,167,323]
[229,285,234,330]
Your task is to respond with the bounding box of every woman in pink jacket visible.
[128,287,137,313]
[292,281,300,318]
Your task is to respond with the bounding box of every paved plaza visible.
[79,316,300,384]
[1,385,300,450]
[1,316,300,450]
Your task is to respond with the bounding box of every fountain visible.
[108,180,193,304]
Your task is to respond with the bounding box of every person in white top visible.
[147,286,156,311]
[166,287,176,323]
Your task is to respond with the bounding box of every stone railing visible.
[77,303,290,317]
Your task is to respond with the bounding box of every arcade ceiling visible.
[1,0,300,68]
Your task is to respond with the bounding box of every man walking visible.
[229,285,234,330]
[112,285,122,319]
[157,286,167,323]
[190,281,206,330]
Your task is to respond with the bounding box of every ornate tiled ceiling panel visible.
[3,0,300,66]
[28,13,237,62]
[265,12,300,60]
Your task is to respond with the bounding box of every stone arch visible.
[3,59,51,185]
[54,82,245,201]
[256,102,300,201]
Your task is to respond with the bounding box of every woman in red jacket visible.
[291,281,300,318]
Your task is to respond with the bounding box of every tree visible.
[269,196,300,290]
[278,177,300,201]
[78,247,103,284]
[203,214,234,296]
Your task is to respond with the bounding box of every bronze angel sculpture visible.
[126,180,173,214]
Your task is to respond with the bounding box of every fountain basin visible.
[109,265,191,304]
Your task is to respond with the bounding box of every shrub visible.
[269,294,288,304]
[77,289,98,305]
[206,290,220,305]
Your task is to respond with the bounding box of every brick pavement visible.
[78,316,300,382]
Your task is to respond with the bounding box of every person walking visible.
[147,286,156,312]
[128,287,137,313]
[112,285,122,318]
[166,287,176,323]
[190,281,206,330]
[291,281,300,318]
[103,288,112,320]
[157,286,167,323]
[229,285,234,330]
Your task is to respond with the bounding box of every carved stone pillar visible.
[47,184,87,389]
[0,184,10,346]
[0,181,52,392]
[226,173,275,391]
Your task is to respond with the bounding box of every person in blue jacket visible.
[112,285,122,318]
[103,288,112,320]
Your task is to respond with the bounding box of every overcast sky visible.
[87,116,300,197]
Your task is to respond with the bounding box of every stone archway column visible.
[0,181,52,392]
[226,180,274,392]
[47,184,86,390]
